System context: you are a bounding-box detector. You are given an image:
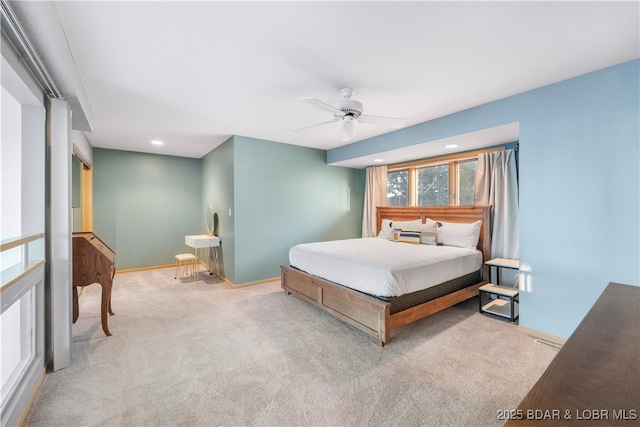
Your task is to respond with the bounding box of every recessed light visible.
[445,144,458,149]
[151,140,164,146]
[373,158,384,162]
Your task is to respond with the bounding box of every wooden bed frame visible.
[281,205,492,346]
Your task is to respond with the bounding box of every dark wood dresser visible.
[504,282,639,426]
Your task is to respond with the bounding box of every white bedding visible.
[289,238,482,297]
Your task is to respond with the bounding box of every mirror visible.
[206,205,214,236]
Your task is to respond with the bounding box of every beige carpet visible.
[24,267,557,426]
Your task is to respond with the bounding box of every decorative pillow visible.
[379,219,421,240]
[435,220,482,248]
[416,222,437,245]
[425,217,438,228]
[394,229,421,244]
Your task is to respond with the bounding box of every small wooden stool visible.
[175,253,198,282]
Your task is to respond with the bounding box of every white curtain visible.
[474,149,519,260]
[362,165,388,238]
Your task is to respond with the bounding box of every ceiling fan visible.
[293,88,406,142]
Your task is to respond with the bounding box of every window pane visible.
[458,160,477,205]
[387,170,408,206]
[1,288,35,405]
[417,165,449,206]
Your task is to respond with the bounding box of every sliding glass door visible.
[1,47,46,427]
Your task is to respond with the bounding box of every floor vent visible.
[534,338,562,350]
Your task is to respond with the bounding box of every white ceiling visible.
[10,1,639,167]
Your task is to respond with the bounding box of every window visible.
[457,159,477,205]
[387,170,408,206]
[417,164,449,206]
[386,150,492,207]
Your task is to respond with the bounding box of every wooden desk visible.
[72,232,116,336]
[505,282,639,426]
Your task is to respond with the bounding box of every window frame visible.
[387,147,504,207]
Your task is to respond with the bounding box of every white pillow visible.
[435,220,482,248]
[377,219,393,239]
[378,219,422,240]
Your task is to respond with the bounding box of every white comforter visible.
[289,238,482,297]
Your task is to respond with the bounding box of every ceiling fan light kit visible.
[294,88,406,141]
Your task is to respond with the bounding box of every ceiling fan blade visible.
[358,114,406,129]
[341,120,354,142]
[301,97,342,114]
[291,119,338,132]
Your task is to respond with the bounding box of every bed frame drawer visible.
[282,267,319,302]
[282,265,391,345]
[322,286,383,333]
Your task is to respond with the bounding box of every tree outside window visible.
[387,170,408,206]
[458,160,477,205]
[417,165,449,206]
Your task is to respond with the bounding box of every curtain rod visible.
[1,0,62,99]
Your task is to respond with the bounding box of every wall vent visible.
[534,338,562,350]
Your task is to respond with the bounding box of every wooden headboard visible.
[376,205,492,281]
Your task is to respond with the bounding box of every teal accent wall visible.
[328,59,640,339]
[200,136,362,284]
[232,136,362,284]
[201,137,235,282]
[93,139,362,282]
[93,148,202,270]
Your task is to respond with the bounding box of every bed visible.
[281,206,492,345]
